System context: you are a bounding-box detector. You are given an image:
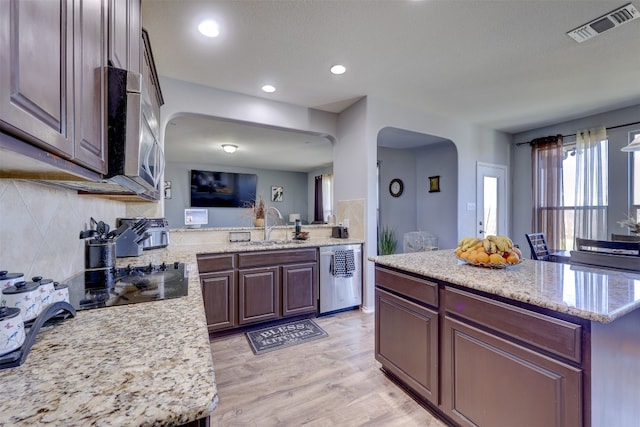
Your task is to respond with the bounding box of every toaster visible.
[331,226,349,239]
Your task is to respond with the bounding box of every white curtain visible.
[322,173,333,221]
[574,127,608,240]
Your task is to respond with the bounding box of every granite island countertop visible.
[0,260,217,426]
[370,249,640,323]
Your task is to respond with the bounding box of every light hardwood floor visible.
[208,310,447,426]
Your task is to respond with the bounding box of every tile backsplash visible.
[0,179,126,281]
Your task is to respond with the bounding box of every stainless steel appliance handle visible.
[153,140,165,188]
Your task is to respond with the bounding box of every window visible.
[632,131,640,220]
[532,130,609,251]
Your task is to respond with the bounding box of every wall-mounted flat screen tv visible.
[190,169,257,208]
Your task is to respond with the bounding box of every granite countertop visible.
[370,250,640,324]
[0,261,217,426]
[129,238,365,266]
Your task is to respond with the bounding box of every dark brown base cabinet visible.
[239,266,280,325]
[375,269,439,406]
[200,270,236,331]
[198,249,318,333]
[375,266,587,427]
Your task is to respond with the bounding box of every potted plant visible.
[251,195,265,227]
[378,226,397,255]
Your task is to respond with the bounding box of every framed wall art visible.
[428,176,440,193]
[271,186,283,202]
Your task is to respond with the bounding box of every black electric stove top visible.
[65,262,188,311]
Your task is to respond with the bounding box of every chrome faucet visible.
[264,206,283,241]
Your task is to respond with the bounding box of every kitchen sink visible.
[248,240,286,246]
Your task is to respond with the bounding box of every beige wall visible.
[0,179,126,281]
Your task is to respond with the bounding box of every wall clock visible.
[389,178,404,197]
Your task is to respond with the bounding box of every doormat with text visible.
[245,319,328,355]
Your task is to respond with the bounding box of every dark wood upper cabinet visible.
[108,0,141,73]
[0,0,75,159]
[0,0,110,174]
[73,0,108,173]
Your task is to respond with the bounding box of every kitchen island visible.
[370,250,640,427]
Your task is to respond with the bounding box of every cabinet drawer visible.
[197,254,236,273]
[375,267,438,308]
[444,287,582,363]
[238,248,317,268]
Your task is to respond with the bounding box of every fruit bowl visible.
[456,255,523,269]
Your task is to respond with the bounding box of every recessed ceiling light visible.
[222,144,238,153]
[330,64,346,75]
[198,20,219,38]
[262,84,276,93]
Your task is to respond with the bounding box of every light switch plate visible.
[467,202,476,211]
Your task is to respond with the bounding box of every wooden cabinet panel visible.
[0,0,74,156]
[442,316,582,427]
[282,262,317,317]
[108,0,140,73]
[0,0,111,174]
[375,287,439,405]
[239,266,280,325]
[238,248,317,268]
[444,287,582,363]
[375,266,438,308]
[200,271,236,332]
[197,254,236,273]
[73,0,107,173]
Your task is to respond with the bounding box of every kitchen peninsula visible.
[0,256,216,426]
[370,250,640,427]
[0,230,363,426]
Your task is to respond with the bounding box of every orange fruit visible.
[476,252,490,264]
[506,253,520,264]
[489,253,504,264]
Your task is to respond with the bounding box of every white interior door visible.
[476,162,507,237]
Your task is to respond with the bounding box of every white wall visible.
[378,146,418,253]
[511,104,640,253]
[378,141,458,253]
[415,142,458,249]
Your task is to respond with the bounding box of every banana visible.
[461,237,480,251]
[457,237,474,248]
[490,241,497,253]
[482,238,491,253]
[487,235,510,252]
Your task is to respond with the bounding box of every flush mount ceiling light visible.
[330,64,346,75]
[222,144,238,153]
[261,84,276,93]
[621,133,640,152]
[198,20,220,38]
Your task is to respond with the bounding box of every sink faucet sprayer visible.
[264,206,283,241]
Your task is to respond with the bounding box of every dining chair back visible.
[525,233,550,261]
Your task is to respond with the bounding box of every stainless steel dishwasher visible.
[319,244,362,315]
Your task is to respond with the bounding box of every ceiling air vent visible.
[567,3,639,43]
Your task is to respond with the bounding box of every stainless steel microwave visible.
[106,66,164,199]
